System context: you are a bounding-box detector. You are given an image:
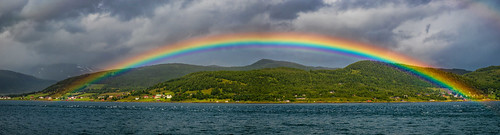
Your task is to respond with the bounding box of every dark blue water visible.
[1,101,499,134]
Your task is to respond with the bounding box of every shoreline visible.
[2,99,497,104]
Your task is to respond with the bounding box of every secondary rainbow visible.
[61,32,481,99]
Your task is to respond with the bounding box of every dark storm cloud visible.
[19,0,171,22]
[430,20,500,70]
[332,0,431,11]
[269,0,324,20]
[0,0,27,31]
[294,0,444,49]
[0,0,499,73]
[97,1,172,21]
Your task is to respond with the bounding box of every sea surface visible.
[1,101,500,134]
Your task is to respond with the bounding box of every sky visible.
[0,0,499,73]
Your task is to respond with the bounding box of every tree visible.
[211,89,221,96]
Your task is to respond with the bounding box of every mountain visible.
[238,59,332,70]
[0,70,56,95]
[28,63,100,81]
[146,60,462,102]
[464,66,500,96]
[438,68,472,75]
[40,59,337,96]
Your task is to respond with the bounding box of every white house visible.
[155,94,162,99]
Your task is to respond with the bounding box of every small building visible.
[166,95,172,99]
[143,95,149,99]
[155,94,162,99]
[39,96,44,99]
[135,97,140,100]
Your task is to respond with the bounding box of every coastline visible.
[2,98,495,104]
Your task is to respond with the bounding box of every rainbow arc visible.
[60,32,481,99]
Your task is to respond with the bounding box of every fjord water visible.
[1,101,499,134]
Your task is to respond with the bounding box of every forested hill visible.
[464,66,500,96]
[40,59,336,96]
[147,61,470,102]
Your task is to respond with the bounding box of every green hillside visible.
[464,66,500,98]
[146,61,464,102]
[40,59,335,96]
[31,59,491,102]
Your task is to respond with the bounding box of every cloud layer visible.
[0,0,499,72]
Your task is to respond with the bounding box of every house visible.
[155,94,162,99]
[39,96,44,99]
[135,97,140,100]
[143,95,149,99]
[166,95,172,99]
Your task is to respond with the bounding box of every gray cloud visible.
[0,0,499,74]
[425,24,430,34]
[269,0,324,20]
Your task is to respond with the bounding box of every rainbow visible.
[60,32,481,99]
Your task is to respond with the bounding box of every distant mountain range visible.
[28,63,100,81]
[0,70,56,95]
